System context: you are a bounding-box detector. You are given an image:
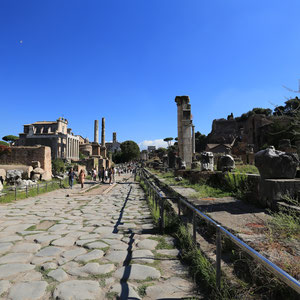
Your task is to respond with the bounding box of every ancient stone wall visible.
[0,146,52,180]
[174,169,300,208]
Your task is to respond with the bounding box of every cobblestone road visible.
[0,175,199,299]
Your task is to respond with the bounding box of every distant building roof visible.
[32,121,57,125]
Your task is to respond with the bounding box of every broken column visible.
[113,132,117,143]
[175,96,193,168]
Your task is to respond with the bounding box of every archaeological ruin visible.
[175,96,193,168]
[16,117,80,161]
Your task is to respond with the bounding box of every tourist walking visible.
[68,168,75,189]
[104,169,108,182]
[78,169,85,189]
[101,167,105,183]
[111,167,115,183]
[98,168,102,182]
[92,168,97,181]
[108,168,112,185]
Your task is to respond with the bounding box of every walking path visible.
[0,175,199,299]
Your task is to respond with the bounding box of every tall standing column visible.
[71,139,73,159]
[94,120,99,143]
[101,118,105,146]
[192,125,195,155]
[175,96,193,168]
[76,140,78,159]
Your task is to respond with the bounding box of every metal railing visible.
[137,167,300,295]
[0,179,64,201]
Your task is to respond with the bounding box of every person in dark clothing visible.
[68,168,75,189]
[98,169,102,182]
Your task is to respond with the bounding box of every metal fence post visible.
[15,187,17,200]
[160,196,165,233]
[178,197,181,216]
[193,210,196,243]
[26,185,28,198]
[216,224,222,291]
[37,183,39,194]
[46,182,48,192]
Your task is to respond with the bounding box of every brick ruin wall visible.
[0,146,52,179]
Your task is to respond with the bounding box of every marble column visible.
[101,118,105,146]
[94,120,99,143]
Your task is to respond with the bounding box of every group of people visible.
[68,163,137,189]
[68,167,86,189]
[92,167,115,185]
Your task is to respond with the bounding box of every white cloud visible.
[138,139,174,150]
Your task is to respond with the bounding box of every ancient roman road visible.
[0,175,199,299]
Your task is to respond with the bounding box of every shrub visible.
[52,158,65,174]
[224,172,249,199]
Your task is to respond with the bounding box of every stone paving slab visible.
[0,176,199,299]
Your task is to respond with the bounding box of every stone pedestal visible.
[200,152,214,171]
[92,143,101,156]
[100,146,107,158]
[99,159,106,169]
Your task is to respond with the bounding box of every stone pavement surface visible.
[0,175,200,299]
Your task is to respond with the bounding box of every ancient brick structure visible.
[0,145,52,180]
[16,117,80,161]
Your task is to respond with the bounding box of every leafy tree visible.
[268,97,300,146]
[52,158,65,174]
[79,151,87,160]
[195,131,207,152]
[273,106,285,116]
[163,137,173,148]
[0,141,9,146]
[252,108,272,116]
[112,151,124,164]
[155,147,167,159]
[2,135,18,143]
[273,97,300,116]
[237,107,272,121]
[268,113,300,146]
[0,145,11,157]
[118,140,140,162]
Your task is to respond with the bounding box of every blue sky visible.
[1,0,300,149]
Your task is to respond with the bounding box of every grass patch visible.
[25,225,37,231]
[189,185,231,199]
[234,164,259,174]
[148,235,174,250]
[153,170,231,199]
[0,178,68,204]
[135,276,156,283]
[267,195,300,240]
[106,291,119,299]
[137,282,153,297]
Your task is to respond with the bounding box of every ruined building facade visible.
[106,132,121,153]
[16,117,80,160]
